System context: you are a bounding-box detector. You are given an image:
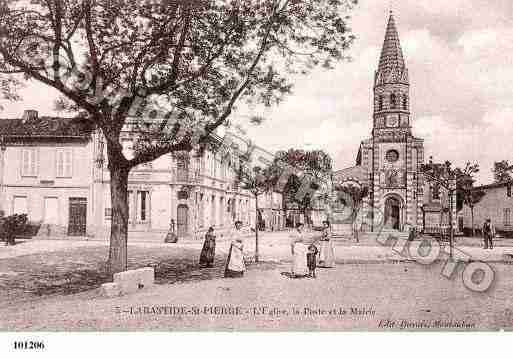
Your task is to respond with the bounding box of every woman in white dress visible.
[224,221,245,278]
[290,222,309,278]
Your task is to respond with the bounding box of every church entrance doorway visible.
[384,196,402,230]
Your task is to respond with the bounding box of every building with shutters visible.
[0,110,281,240]
[0,110,95,237]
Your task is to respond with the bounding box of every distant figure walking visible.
[318,220,335,268]
[290,222,309,278]
[224,221,245,278]
[199,226,216,268]
[482,218,495,250]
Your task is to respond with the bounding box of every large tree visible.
[239,163,278,263]
[493,160,512,183]
[454,162,485,236]
[0,0,357,274]
[274,148,332,227]
[333,182,368,242]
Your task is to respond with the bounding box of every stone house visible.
[459,181,513,236]
[0,110,284,240]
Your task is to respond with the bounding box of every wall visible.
[1,140,94,236]
[461,185,513,233]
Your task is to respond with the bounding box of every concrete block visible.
[113,267,155,294]
[101,282,121,298]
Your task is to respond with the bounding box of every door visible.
[384,197,401,230]
[177,204,188,237]
[68,198,87,236]
[44,197,59,225]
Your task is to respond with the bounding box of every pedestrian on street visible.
[224,221,245,278]
[199,226,216,268]
[482,218,496,250]
[318,220,335,268]
[290,222,309,278]
[307,243,319,278]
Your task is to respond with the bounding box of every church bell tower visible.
[373,11,410,134]
[366,11,424,232]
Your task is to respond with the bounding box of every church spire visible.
[375,11,408,86]
[378,11,405,74]
[373,12,410,130]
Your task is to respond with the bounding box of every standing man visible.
[482,218,495,249]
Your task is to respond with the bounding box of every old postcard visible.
[0,0,512,342]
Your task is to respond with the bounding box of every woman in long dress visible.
[199,226,216,268]
[224,221,245,278]
[318,220,335,268]
[290,222,309,278]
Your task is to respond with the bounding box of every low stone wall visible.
[101,267,155,297]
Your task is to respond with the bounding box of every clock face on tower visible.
[386,114,399,127]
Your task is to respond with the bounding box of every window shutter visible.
[56,150,64,177]
[22,149,29,176]
[30,149,37,176]
[64,150,72,177]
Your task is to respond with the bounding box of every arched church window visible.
[390,93,397,109]
[402,96,408,110]
[378,96,383,111]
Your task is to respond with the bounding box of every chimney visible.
[22,110,38,123]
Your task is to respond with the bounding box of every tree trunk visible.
[303,206,309,228]
[353,206,359,243]
[471,206,475,237]
[255,194,260,263]
[108,162,130,275]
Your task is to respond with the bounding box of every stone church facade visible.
[334,13,455,233]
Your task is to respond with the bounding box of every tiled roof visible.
[378,12,405,74]
[0,116,93,141]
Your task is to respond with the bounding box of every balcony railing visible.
[171,168,202,184]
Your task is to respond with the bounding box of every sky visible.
[2,0,513,184]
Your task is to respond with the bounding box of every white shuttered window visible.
[21,148,37,177]
[56,149,73,177]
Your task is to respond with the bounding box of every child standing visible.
[307,243,319,278]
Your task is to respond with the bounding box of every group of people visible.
[290,220,335,279]
[198,219,336,280]
[199,220,246,278]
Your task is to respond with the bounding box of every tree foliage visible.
[274,148,332,212]
[0,213,28,246]
[422,158,484,213]
[453,162,483,212]
[0,0,357,273]
[0,0,358,165]
[493,160,512,183]
[333,182,368,214]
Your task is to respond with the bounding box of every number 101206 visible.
[13,341,45,350]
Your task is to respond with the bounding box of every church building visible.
[334,12,456,234]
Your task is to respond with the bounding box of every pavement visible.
[2,231,513,263]
[1,231,513,330]
[1,260,512,331]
